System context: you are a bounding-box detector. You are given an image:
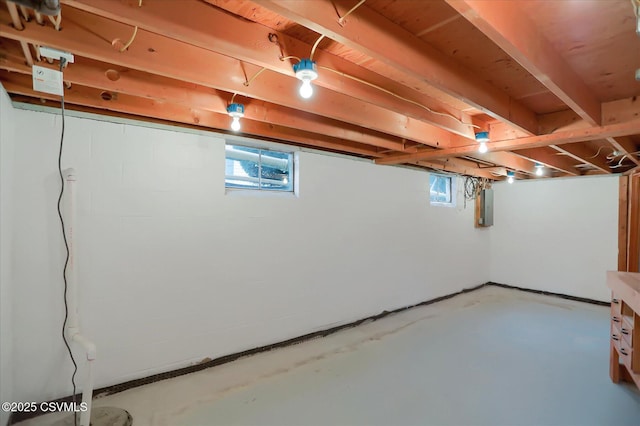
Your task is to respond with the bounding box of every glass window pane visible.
[429,174,452,204]
[225,145,260,189]
[225,144,293,192]
[259,150,292,191]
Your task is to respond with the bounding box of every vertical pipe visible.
[19,42,34,66]
[64,169,96,426]
[64,168,79,333]
[6,2,23,30]
[18,5,30,21]
[72,335,96,426]
[79,359,94,426]
[6,2,34,66]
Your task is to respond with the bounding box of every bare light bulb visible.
[299,79,313,99]
[507,176,514,184]
[478,142,488,153]
[230,116,241,131]
[535,167,543,176]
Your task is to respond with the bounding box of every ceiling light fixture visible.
[507,170,515,184]
[293,59,318,99]
[226,103,244,132]
[534,162,544,176]
[475,131,489,153]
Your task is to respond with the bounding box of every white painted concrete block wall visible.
[490,176,618,302]
[5,99,489,404]
[1,82,620,408]
[1,81,16,426]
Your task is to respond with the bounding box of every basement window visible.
[429,174,455,206]
[225,144,294,192]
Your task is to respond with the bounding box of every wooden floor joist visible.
[0,0,638,178]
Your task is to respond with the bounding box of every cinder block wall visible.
[1,85,490,405]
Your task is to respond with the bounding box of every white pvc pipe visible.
[63,168,96,426]
[64,168,79,334]
[78,358,93,426]
[72,335,95,426]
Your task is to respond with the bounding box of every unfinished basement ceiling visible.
[1,0,639,180]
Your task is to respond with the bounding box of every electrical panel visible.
[479,188,493,227]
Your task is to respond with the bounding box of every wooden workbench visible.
[607,271,640,389]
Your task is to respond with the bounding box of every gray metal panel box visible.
[479,188,494,227]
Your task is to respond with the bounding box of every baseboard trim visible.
[8,281,609,424]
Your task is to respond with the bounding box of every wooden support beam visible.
[538,109,592,135]
[446,0,601,125]
[510,148,579,176]
[603,97,640,125]
[549,144,611,174]
[619,176,629,271]
[258,0,538,135]
[374,118,640,165]
[488,121,530,142]
[413,158,502,180]
[629,173,640,272]
[0,45,407,152]
[468,151,535,175]
[537,98,640,136]
[62,0,475,138]
[0,75,384,158]
[0,7,473,150]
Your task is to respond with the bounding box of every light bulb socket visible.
[293,59,318,82]
[227,103,245,118]
[506,171,515,178]
[475,131,489,143]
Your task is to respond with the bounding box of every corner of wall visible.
[489,176,618,301]
[0,83,15,426]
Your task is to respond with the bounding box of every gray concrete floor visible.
[21,286,640,425]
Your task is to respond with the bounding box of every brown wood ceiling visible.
[1,0,640,180]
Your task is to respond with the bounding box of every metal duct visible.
[7,0,60,16]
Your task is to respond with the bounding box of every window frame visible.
[224,142,296,194]
[429,173,456,207]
